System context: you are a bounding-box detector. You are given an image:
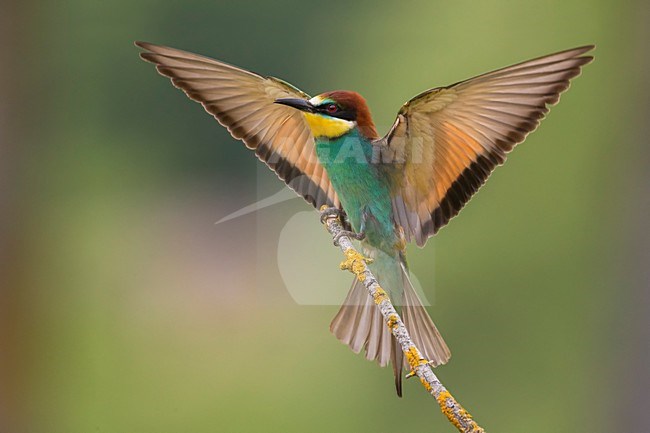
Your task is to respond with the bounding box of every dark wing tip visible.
[572,44,596,53]
[565,44,596,68]
[549,44,596,59]
[134,40,155,52]
[575,44,596,62]
[138,51,157,64]
[135,41,162,64]
[135,41,177,61]
[134,40,160,51]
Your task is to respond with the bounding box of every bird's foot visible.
[319,206,342,224]
[333,230,366,246]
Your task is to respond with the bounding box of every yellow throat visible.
[303,112,355,139]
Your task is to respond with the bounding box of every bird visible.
[136,41,594,396]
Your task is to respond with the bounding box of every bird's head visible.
[275,90,378,140]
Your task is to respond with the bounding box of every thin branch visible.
[322,211,485,433]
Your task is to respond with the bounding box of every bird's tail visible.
[330,251,451,396]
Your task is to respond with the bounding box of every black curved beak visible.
[274,98,314,112]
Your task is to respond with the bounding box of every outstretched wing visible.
[136,41,340,210]
[377,46,594,246]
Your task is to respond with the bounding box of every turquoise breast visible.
[314,129,397,253]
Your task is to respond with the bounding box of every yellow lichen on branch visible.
[372,287,389,305]
[387,314,399,330]
[405,346,424,370]
[339,248,371,281]
[437,391,483,433]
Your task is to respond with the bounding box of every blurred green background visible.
[2,1,649,432]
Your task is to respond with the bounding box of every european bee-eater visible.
[137,41,593,396]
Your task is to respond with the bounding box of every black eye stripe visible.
[317,104,356,121]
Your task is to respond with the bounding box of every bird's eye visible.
[326,103,338,114]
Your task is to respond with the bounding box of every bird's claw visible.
[319,206,342,224]
[319,206,363,245]
[333,230,366,246]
